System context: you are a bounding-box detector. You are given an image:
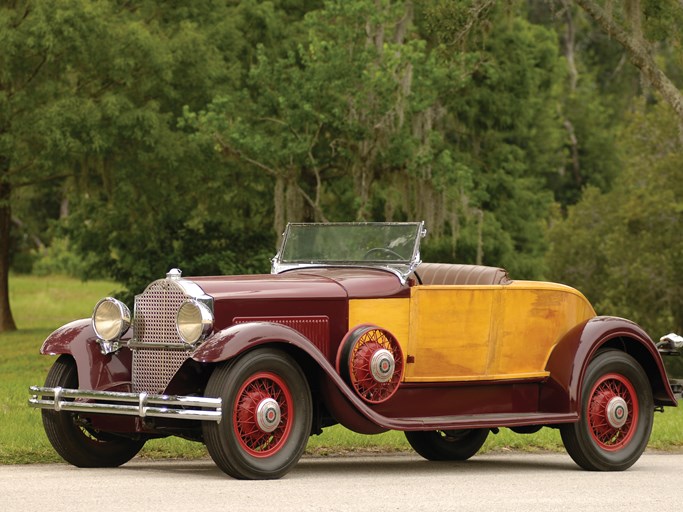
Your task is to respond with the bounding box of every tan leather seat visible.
[413,263,511,286]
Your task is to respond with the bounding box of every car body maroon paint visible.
[28,222,682,479]
[543,316,677,415]
[40,319,133,393]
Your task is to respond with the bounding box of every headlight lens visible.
[176,300,213,344]
[92,297,131,341]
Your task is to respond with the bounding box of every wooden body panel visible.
[350,281,596,383]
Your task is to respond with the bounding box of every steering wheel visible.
[363,247,403,261]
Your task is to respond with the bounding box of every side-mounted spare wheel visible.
[336,324,404,404]
[203,348,313,480]
[41,355,146,467]
[560,349,654,471]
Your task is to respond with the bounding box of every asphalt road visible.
[2,452,681,512]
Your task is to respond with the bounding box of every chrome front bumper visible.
[28,386,222,422]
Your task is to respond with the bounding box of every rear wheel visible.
[405,429,489,461]
[203,349,312,479]
[560,350,654,471]
[41,355,146,467]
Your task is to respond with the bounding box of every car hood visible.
[190,267,409,301]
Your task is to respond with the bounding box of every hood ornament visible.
[167,268,182,280]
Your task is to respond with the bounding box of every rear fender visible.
[542,316,677,414]
[39,319,132,391]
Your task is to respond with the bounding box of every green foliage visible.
[2,0,274,299]
[3,0,683,339]
[190,0,567,279]
[548,101,683,336]
[31,237,99,278]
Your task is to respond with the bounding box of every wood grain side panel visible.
[405,287,495,381]
[487,283,596,377]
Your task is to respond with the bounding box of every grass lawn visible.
[1,274,682,464]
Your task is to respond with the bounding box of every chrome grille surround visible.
[130,272,213,394]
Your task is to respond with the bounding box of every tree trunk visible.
[561,0,578,94]
[0,157,17,332]
[576,0,683,125]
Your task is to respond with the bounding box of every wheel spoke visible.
[347,330,403,403]
[233,372,293,456]
[587,372,638,450]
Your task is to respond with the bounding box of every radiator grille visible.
[133,280,187,345]
[132,349,189,394]
[131,279,195,393]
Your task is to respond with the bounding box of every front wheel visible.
[405,429,489,461]
[41,355,146,467]
[203,349,313,479]
[560,350,654,471]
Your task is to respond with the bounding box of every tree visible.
[0,0,240,331]
[547,101,683,336]
[575,0,683,129]
[192,0,568,278]
[527,1,623,207]
[419,1,566,276]
[1,1,111,332]
[193,1,447,233]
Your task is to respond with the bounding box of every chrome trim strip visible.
[273,262,416,284]
[126,340,191,350]
[28,386,222,422]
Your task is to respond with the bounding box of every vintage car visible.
[29,222,682,479]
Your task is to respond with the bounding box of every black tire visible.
[41,355,146,467]
[560,350,654,471]
[203,349,313,479]
[405,429,489,461]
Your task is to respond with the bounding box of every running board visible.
[382,412,579,431]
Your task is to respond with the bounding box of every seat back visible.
[413,263,511,286]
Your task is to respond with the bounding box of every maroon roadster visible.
[29,222,682,478]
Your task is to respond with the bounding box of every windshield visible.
[272,222,425,282]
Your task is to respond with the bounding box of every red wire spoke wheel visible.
[560,350,653,471]
[337,324,404,404]
[586,373,638,451]
[233,371,293,457]
[203,349,312,480]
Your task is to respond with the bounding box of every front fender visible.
[192,322,399,432]
[542,316,677,414]
[192,322,330,364]
[41,318,92,356]
[39,319,132,392]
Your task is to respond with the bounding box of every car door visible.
[403,285,496,382]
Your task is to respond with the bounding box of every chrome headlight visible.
[92,297,131,341]
[176,299,213,345]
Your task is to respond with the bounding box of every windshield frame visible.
[271,222,426,283]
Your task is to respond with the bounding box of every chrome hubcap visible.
[370,349,395,383]
[606,396,628,428]
[255,398,281,433]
